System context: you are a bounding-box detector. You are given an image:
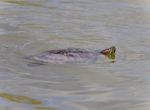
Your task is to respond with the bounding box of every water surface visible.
[0,0,150,110]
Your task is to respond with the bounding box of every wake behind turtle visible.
[25,46,116,66]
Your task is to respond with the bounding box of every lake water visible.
[0,0,150,110]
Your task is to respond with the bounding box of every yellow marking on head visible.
[101,46,116,59]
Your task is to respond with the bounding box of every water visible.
[0,0,150,110]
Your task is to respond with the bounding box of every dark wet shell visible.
[46,48,91,54]
[25,47,116,65]
[26,48,99,64]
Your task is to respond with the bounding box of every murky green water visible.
[0,0,150,110]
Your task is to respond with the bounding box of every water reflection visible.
[3,0,61,9]
[3,0,42,7]
[0,92,59,110]
[0,92,42,105]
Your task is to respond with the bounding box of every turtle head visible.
[100,46,116,59]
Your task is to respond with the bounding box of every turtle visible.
[25,46,116,66]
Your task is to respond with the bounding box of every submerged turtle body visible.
[25,46,116,65]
